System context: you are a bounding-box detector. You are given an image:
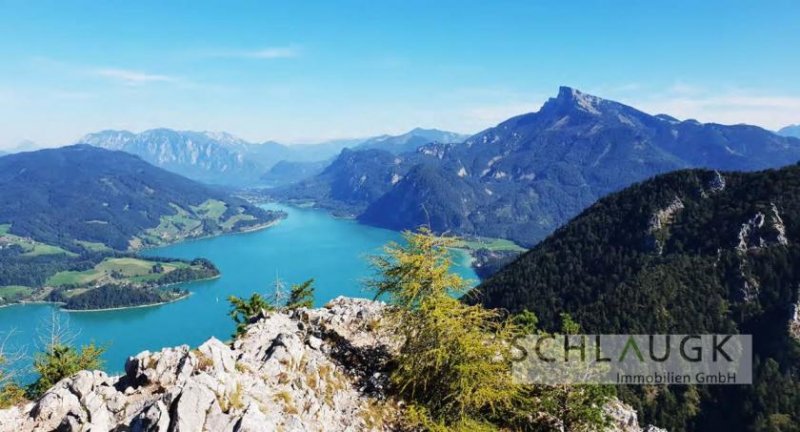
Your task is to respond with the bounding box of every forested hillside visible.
[472,165,800,431]
[0,145,282,251]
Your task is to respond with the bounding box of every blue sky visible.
[1,0,799,148]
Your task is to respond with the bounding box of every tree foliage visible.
[228,293,274,338]
[370,228,611,431]
[0,332,25,408]
[53,285,187,310]
[28,343,105,399]
[286,279,315,310]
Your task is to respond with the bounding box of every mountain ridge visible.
[275,87,800,247]
[81,127,467,186]
[355,128,468,154]
[779,124,800,138]
[80,129,269,185]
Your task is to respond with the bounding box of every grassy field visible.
[449,236,527,252]
[0,285,34,302]
[140,199,266,247]
[0,224,75,257]
[75,240,112,252]
[220,213,256,230]
[46,257,190,287]
[24,243,73,257]
[192,199,227,220]
[145,204,203,243]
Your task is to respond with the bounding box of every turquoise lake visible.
[0,204,477,379]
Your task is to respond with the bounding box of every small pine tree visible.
[228,293,274,338]
[369,228,522,428]
[286,279,315,310]
[29,343,105,398]
[514,309,539,334]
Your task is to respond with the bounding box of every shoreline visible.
[62,291,193,313]
[264,199,358,220]
[136,217,284,253]
[155,273,221,290]
[0,274,215,312]
[0,299,63,309]
[237,218,283,233]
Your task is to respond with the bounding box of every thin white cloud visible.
[246,46,300,59]
[93,68,178,86]
[207,46,301,60]
[624,86,800,130]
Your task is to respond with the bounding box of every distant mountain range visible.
[80,129,274,186]
[355,128,468,154]
[273,148,413,215]
[273,87,800,246]
[79,128,466,186]
[471,166,800,431]
[0,145,282,251]
[779,124,800,138]
[260,160,330,187]
[0,140,41,157]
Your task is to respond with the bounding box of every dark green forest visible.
[473,165,800,431]
[52,285,189,311]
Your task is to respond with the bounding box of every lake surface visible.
[0,204,477,379]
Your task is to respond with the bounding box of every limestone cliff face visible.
[0,297,658,432]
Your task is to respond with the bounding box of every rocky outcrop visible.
[700,170,726,198]
[790,293,800,343]
[0,297,397,432]
[736,204,789,252]
[707,170,726,194]
[646,196,685,254]
[734,204,790,301]
[604,399,667,432]
[0,297,662,431]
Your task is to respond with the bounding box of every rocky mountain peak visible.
[542,86,606,115]
[200,131,250,147]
